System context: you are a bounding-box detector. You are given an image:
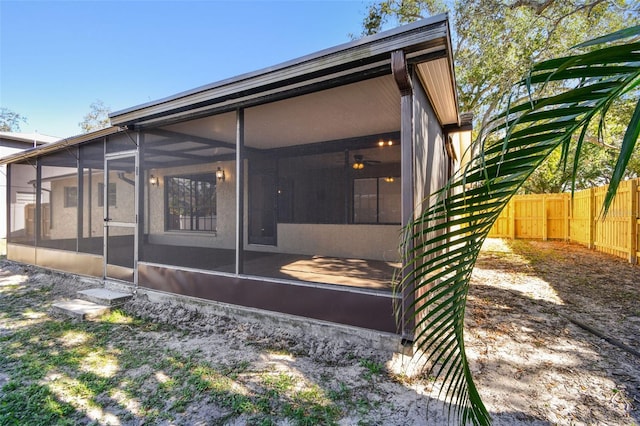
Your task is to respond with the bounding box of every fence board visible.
[569,188,593,248]
[514,196,544,239]
[635,181,640,262]
[488,178,640,264]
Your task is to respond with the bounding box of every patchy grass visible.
[0,271,377,425]
[359,358,385,381]
[4,239,637,424]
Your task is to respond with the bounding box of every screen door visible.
[104,152,137,283]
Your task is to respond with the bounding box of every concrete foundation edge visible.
[134,286,408,355]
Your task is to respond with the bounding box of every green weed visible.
[359,358,384,380]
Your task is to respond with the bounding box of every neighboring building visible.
[0,132,59,253]
[0,15,472,339]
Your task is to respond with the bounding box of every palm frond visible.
[398,27,640,425]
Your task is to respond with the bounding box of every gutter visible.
[0,127,123,165]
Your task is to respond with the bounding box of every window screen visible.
[98,183,117,207]
[166,173,217,232]
[353,177,400,224]
[64,187,78,208]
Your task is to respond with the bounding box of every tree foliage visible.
[79,100,111,133]
[0,107,27,132]
[361,1,640,188]
[363,0,638,123]
[398,25,639,425]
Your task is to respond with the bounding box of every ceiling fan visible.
[351,154,380,170]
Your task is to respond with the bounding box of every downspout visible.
[392,49,415,343]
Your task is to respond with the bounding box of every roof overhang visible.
[2,14,464,166]
[110,13,459,129]
[0,132,60,145]
[0,126,123,165]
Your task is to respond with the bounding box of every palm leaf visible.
[398,27,640,425]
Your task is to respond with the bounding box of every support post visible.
[392,49,415,341]
[35,159,41,250]
[5,163,11,256]
[136,131,144,284]
[77,151,84,252]
[236,108,245,275]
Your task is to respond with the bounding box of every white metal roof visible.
[0,131,60,144]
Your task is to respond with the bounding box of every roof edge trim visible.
[0,127,123,165]
[110,14,450,126]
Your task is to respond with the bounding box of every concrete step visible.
[76,288,133,306]
[103,280,134,294]
[52,299,111,320]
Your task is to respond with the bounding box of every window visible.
[64,186,78,208]
[353,177,400,224]
[166,173,217,232]
[98,183,117,207]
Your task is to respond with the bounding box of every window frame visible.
[352,176,401,225]
[98,182,117,207]
[63,186,78,208]
[164,172,217,233]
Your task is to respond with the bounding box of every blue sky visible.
[0,0,376,138]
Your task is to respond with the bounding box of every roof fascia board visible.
[0,132,58,144]
[0,127,123,165]
[110,14,450,127]
[130,59,397,129]
[443,18,461,126]
[0,136,48,145]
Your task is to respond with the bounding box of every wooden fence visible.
[488,178,640,264]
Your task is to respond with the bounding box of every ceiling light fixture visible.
[352,156,365,170]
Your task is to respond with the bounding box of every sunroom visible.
[3,15,471,337]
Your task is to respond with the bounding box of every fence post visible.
[509,199,515,239]
[564,193,570,241]
[630,179,638,264]
[588,187,595,249]
[542,195,548,241]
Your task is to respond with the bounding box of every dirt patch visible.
[468,239,640,424]
[1,238,639,425]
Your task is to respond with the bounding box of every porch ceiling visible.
[160,75,401,150]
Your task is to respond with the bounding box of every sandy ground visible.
[1,238,639,425]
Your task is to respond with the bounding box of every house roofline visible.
[110,14,455,128]
[0,126,123,165]
[0,132,59,145]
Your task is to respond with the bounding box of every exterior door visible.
[248,158,277,246]
[104,152,138,283]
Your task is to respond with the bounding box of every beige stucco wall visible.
[248,223,401,262]
[46,171,136,240]
[449,129,472,174]
[41,159,400,262]
[146,160,236,249]
[1,146,33,240]
[48,179,77,240]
